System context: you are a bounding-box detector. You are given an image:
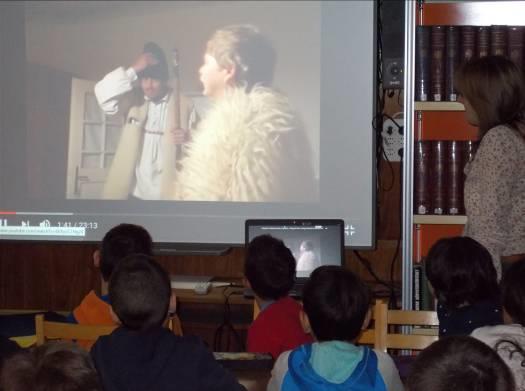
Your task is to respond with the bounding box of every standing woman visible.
[456,55,525,278]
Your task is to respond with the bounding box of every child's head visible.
[244,234,296,301]
[407,336,515,391]
[425,236,499,308]
[501,257,525,325]
[202,24,276,94]
[98,223,153,282]
[300,240,314,253]
[109,254,171,332]
[1,341,102,391]
[301,265,370,342]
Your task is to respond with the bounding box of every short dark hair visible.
[139,41,169,81]
[501,257,525,325]
[0,342,102,391]
[99,223,153,281]
[425,236,499,308]
[407,336,515,391]
[302,265,370,342]
[244,234,296,300]
[109,254,171,331]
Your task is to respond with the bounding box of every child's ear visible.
[361,308,372,330]
[109,305,121,325]
[299,309,312,335]
[93,249,101,269]
[503,308,513,324]
[224,64,236,85]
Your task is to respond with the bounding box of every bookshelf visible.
[402,1,525,311]
[414,101,464,111]
[413,215,467,225]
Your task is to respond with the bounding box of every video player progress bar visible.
[0,211,74,215]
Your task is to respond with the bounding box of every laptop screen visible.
[245,219,345,279]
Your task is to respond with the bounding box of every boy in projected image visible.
[95,42,197,200]
[244,234,313,360]
[174,24,316,202]
[296,239,321,273]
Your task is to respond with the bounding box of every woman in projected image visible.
[455,55,525,278]
[173,24,316,202]
[296,240,321,273]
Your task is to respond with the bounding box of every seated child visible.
[425,236,502,337]
[1,341,102,391]
[406,336,515,391]
[267,265,404,391]
[244,235,313,359]
[71,223,153,325]
[91,254,244,391]
[471,257,525,390]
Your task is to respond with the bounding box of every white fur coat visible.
[174,86,316,202]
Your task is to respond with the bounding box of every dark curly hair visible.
[425,236,499,309]
[244,234,296,300]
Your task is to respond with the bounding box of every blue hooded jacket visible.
[281,344,388,390]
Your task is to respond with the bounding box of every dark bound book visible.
[416,26,431,101]
[460,26,476,64]
[447,141,464,215]
[413,264,422,311]
[490,25,508,56]
[462,140,478,213]
[464,140,479,166]
[508,26,524,71]
[431,140,447,215]
[431,26,446,101]
[414,141,432,215]
[445,26,460,101]
[476,26,490,59]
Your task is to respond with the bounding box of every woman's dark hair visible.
[501,257,525,325]
[425,236,499,308]
[407,336,515,391]
[302,265,370,342]
[244,234,296,300]
[455,55,525,140]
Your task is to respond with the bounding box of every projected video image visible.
[23,1,320,203]
[1,1,375,246]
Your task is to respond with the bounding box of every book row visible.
[416,25,524,102]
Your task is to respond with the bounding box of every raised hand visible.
[131,52,159,74]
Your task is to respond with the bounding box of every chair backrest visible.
[168,313,183,336]
[35,312,184,348]
[355,302,378,346]
[374,300,439,352]
[35,314,117,347]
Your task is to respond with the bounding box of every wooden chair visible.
[168,313,184,336]
[34,314,116,347]
[356,302,379,346]
[35,312,183,349]
[373,300,439,353]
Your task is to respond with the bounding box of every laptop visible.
[244,219,345,297]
